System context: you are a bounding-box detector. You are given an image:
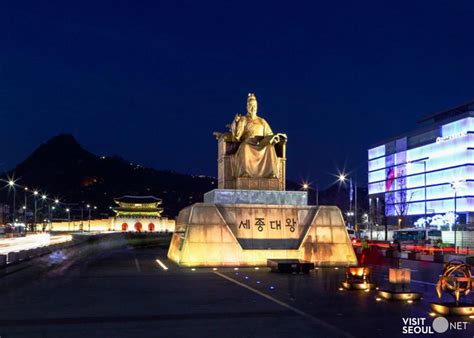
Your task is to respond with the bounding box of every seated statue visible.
[230,93,287,179]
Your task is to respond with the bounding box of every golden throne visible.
[213,132,286,191]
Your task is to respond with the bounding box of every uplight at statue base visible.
[167,202,357,267]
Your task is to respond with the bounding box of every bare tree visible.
[385,173,415,239]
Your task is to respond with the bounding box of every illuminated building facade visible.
[112,195,174,232]
[368,101,474,225]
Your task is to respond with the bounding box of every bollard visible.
[7,252,19,264]
[0,254,7,267]
[18,250,31,261]
[27,248,39,258]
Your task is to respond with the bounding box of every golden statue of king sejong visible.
[230,93,287,179]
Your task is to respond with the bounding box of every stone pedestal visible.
[377,268,422,301]
[204,189,307,206]
[167,202,357,267]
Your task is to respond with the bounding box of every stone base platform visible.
[430,302,474,316]
[167,203,357,267]
[204,189,307,206]
[341,281,376,291]
[377,290,422,301]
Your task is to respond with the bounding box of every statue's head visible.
[246,93,258,118]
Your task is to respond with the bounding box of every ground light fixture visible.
[341,266,376,291]
[377,268,422,301]
[155,259,168,271]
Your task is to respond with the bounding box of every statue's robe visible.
[231,115,279,178]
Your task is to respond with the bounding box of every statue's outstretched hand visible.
[234,113,241,123]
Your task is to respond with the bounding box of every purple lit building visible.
[368,101,474,226]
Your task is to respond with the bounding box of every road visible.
[0,235,472,338]
[0,234,72,255]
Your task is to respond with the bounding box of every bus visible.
[392,228,442,245]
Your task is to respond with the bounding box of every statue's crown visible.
[247,93,256,102]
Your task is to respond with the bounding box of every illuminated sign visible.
[232,207,305,239]
[436,131,467,143]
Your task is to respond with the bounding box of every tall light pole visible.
[22,205,27,234]
[8,180,16,222]
[24,187,28,225]
[51,205,56,231]
[302,181,318,205]
[87,204,91,232]
[368,198,372,240]
[51,199,59,232]
[338,173,357,230]
[42,194,47,232]
[450,180,465,253]
[66,208,71,231]
[33,190,38,232]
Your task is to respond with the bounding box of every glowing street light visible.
[7,179,17,222]
[54,199,59,204]
[301,181,319,205]
[42,195,47,200]
[337,171,357,233]
[33,191,39,231]
[66,208,71,231]
[86,204,91,232]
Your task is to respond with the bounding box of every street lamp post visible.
[66,208,71,231]
[48,204,52,231]
[87,204,91,232]
[338,173,357,230]
[369,198,372,240]
[302,181,318,205]
[24,187,28,226]
[33,190,38,232]
[51,205,56,231]
[450,180,465,254]
[8,180,16,222]
[42,195,47,232]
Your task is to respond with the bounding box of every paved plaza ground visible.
[0,234,472,338]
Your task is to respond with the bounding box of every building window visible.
[121,223,128,231]
[135,222,143,232]
[148,223,155,232]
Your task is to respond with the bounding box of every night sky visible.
[1,1,474,187]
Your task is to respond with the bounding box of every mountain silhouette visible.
[8,134,216,217]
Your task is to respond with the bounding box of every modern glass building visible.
[368,101,474,226]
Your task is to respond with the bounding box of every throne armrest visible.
[273,134,287,158]
[213,131,239,142]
